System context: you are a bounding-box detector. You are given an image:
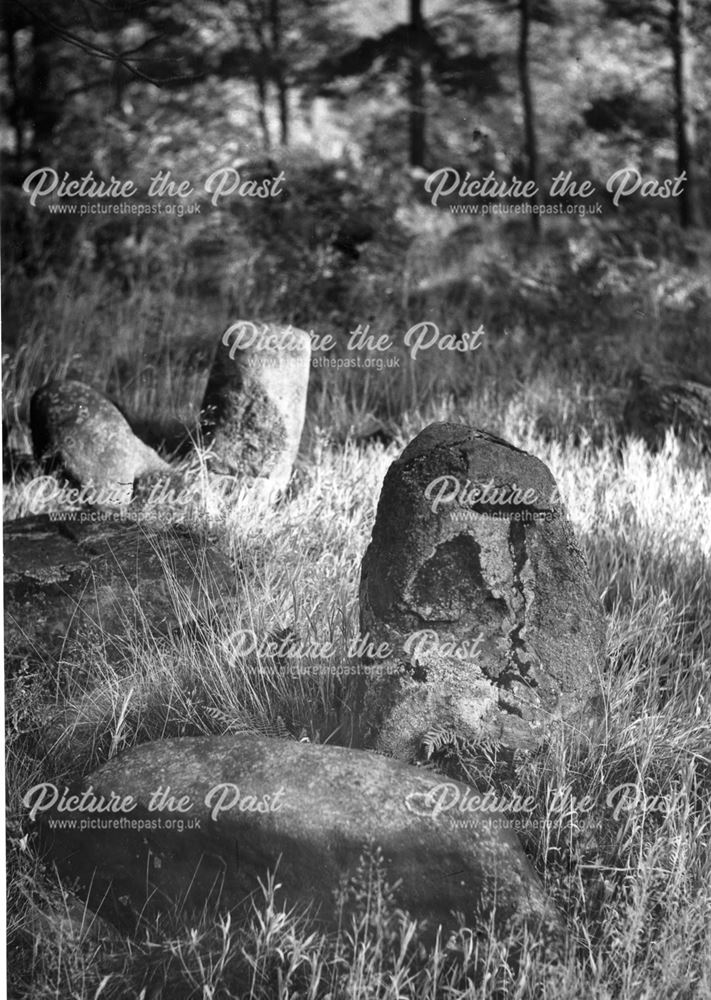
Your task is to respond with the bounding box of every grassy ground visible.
[3,202,711,997]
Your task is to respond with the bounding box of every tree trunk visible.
[670,0,700,227]
[408,0,425,168]
[256,71,271,150]
[276,75,289,146]
[112,38,128,116]
[518,0,540,235]
[5,28,23,165]
[269,0,289,145]
[30,19,55,154]
[243,0,273,150]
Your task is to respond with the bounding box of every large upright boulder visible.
[31,380,169,506]
[358,423,606,761]
[34,734,562,946]
[200,322,311,494]
[4,515,234,671]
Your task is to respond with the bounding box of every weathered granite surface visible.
[31,380,169,504]
[358,422,606,760]
[201,322,311,493]
[35,734,563,945]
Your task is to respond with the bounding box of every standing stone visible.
[31,380,169,506]
[358,422,606,761]
[35,734,563,946]
[200,321,311,494]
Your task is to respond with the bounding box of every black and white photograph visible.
[2,0,710,996]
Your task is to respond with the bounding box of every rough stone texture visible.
[623,366,711,452]
[28,890,122,953]
[200,322,311,493]
[31,379,169,505]
[4,515,234,670]
[37,734,563,945]
[358,422,606,761]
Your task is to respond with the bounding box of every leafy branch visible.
[10,0,199,87]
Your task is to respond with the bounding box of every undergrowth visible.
[4,178,711,998]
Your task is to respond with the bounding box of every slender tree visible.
[3,18,24,163]
[409,0,426,167]
[242,0,273,148]
[517,0,541,234]
[669,0,699,226]
[269,0,289,145]
[604,0,703,228]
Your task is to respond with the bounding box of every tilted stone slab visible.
[31,379,169,505]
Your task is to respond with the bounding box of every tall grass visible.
[4,200,711,997]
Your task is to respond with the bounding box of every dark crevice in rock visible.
[409,662,429,682]
[481,519,538,691]
[482,621,538,690]
[497,695,524,718]
[509,517,528,583]
[501,623,537,687]
[410,535,508,624]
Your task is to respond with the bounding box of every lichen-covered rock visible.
[30,380,169,505]
[35,734,563,946]
[4,515,234,670]
[623,366,711,452]
[358,422,606,761]
[200,322,311,494]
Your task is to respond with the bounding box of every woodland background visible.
[2,0,711,429]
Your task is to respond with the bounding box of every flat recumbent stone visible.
[35,734,564,947]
